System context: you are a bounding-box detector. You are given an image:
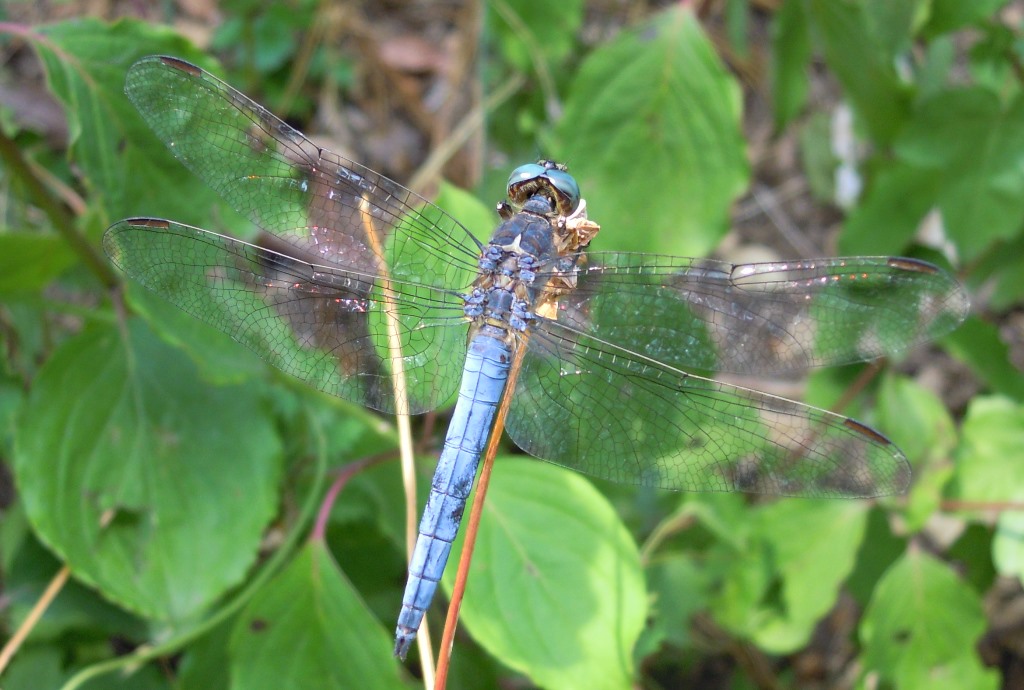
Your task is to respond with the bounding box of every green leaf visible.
[797,112,837,203]
[876,374,957,465]
[34,19,227,228]
[444,459,646,690]
[861,0,925,57]
[773,0,813,129]
[993,511,1024,582]
[177,618,234,690]
[435,180,496,243]
[13,320,282,622]
[846,507,906,606]
[944,317,1024,402]
[948,524,997,593]
[893,88,1024,260]
[554,5,748,257]
[700,495,873,653]
[876,374,957,530]
[951,395,1024,503]
[0,233,77,294]
[924,0,1009,36]
[986,242,1024,310]
[748,500,868,653]
[229,542,407,690]
[493,0,584,74]
[647,553,707,648]
[2,647,67,690]
[5,528,147,643]
[861,549,998,689]
[124,283,267,388]
[807,0,912,144]
[839,162,939,255]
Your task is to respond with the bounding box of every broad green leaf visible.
[177,619,234,690]
[2,646,66,690]
[0,233,76,294]
[846,507,906,606]
[124,282,266,388]
[434,180,496,244]
[993,511,1024,582]
[918,35,956,99]
[554,5,748,258]
[951,396,1024,503]
[647,553,707,648]
[493,0,584,74]
[968,22,1021,94]
[948,524,997,594]
[705,535,772,633]
[229,542,407,690]
[807,0,912,144]
[772,0,812,130]
[894,87,1024,260]
[748,500,868,653]
[924,0,1009,36]
[5,528,148,643]
[13,320,282,621]
[944,317,1024,402]
[444,459,646,690]
[691,493,770,634]
[797,112,838,203]
[839,162,939,255]
[876,375,957,530]
[861,0,925,57]
[861,549,998,689]
[686,491,755,551]
[989,249,1024,310]
[876,374,957,465]
[34,19,227,228]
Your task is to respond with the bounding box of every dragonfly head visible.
[507,161,581,217]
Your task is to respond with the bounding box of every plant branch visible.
[0,125,117,288]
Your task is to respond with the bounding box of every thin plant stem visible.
[0,126,117,288]
[360,197,435,687]
[0,565,70,674]
[408,71,525,194]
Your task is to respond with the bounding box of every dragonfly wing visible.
[545,253,968,375]
[104,219,468,414]
[123,56,482,292]
[505,319,911,498]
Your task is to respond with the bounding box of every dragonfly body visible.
[103,57,969,663]
[397,168,598,655]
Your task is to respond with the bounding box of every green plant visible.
[1,2,1021,689]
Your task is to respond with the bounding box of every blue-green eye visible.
[505,161,581,215]
[545,168,581,211]
[507,163,548,188]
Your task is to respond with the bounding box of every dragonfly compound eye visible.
[506,162,582,216]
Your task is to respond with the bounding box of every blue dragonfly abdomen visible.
[394,331,510,657]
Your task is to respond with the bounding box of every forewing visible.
[542,253,968,375]
[123,56,482,291]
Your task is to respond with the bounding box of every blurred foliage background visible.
[1,1,1023,689]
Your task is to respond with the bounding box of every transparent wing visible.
[541,253,969,376]
[123,56,483,289]
[103,219,469,414]
[506,320,910,498]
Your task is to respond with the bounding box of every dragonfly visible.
[103,56,969,660]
